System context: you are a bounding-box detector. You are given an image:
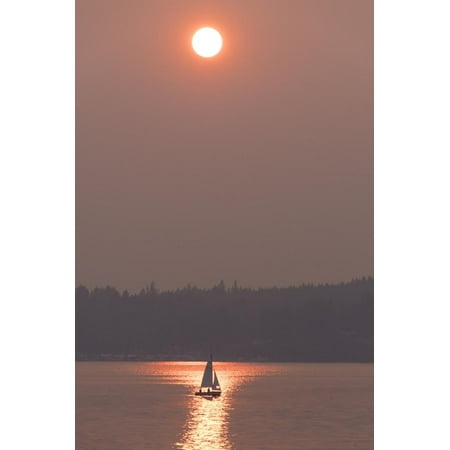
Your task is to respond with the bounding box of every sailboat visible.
[195,355,221,397]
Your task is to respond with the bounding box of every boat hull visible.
[195,390,221,397]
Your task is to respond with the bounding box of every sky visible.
[76,0,373,292]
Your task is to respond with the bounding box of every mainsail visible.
[200,360,214,388]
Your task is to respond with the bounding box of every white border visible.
[375,0,450,448]
[1,1,74,449]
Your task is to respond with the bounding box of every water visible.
[76,362,373,450]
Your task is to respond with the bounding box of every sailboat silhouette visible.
[195,354,222,397]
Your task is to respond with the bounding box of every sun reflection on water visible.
[176,393,230,449]
[175,365,239,450]
[165,362,267,450]
[133,361,274,449]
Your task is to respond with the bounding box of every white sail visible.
[213,370,221,390]
[200,360,213,388]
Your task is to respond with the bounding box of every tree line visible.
[76,278,373,362]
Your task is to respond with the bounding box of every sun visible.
[192,27,223,58]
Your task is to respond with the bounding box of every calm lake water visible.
[76,362,373,450]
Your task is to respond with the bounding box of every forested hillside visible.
[76,278,373,362]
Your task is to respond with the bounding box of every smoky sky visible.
[76,0,373,292]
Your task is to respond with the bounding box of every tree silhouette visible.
[76,278,373,362]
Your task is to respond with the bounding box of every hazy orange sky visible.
[76,0,373,292]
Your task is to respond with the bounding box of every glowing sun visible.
[192,27,223,58]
